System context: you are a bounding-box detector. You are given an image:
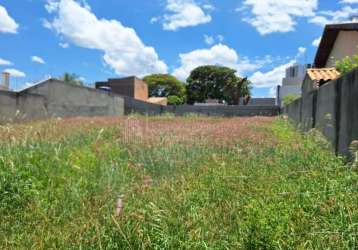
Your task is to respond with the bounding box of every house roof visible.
[147,97,167,105]
[306,68,341,82]
[314,22,358,68]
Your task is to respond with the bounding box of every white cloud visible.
[0,5,19,33]
[312,37,321,47]
[4,68,26,78]
[204,35,214,45]
[309,6,358,26]
[31,56,46,64]
[161,0,212,31]
[0,58,12,66]
[340,0,358,3]
[59,42,69,48]
[202,4,215,11]
[240,0,318,35]
[172,43,270,80]
[204,34,224,45]
[150,16,160,24]
[250,46,306,88]
[249,60,296,88]
[45,0,59,13]
[45,0,167,76]
[297,47,306,58]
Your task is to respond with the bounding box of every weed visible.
[0,117,357,249]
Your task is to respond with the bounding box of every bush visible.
[283,94,300,106]
[336,55,358,74]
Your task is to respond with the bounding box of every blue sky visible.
[0,0,357,97]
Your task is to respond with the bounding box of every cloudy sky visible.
[0,0,357,96]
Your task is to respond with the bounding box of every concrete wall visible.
[315,80,338,150]
[23,79,124,118]
[168,105,280,117]
[302,77,317,96]
[278,85,302,107]
[285,67,358,156]
[123,96,163,115]
[123,98,280,117]
[301,90,317,131]
[0,79,125,123]
[338,69,358,155]
[0,91,18,123]
[0,91,46,123]
[1,79,279,123]
[285,98,301,125]
[239,98,276,106]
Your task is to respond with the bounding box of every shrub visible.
[336,54,358,74]
[283,94,300,106]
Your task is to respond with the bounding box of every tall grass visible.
[1,117,358,249]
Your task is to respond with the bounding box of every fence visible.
[284,67,358,156]
[1,79,280,123]
[123,97,280,117]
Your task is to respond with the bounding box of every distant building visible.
[302,68,340,95]
[277,64,310,106]
[0,72,10,91]
[194,99,224,106]
[147,97,168,106]
[314,22,358,68]
[96,76,148,101]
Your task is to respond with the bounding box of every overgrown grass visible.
[1,117,358,249]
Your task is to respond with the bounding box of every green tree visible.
[143,74,186,105]
[224,77,252,105]
[186,65,251,105]
[60,73,84,86]
[167,95,183,106]
[336,54,358,74]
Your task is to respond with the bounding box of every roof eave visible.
[314,22,358,68]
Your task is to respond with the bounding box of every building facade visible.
[96,76,148,101]
[277,64,309,106]
[0,72,10,91]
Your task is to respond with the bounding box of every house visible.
[299,22,358,95]
[314,22,358,68]
[302,68,340,95]
[96,76,148,101]
[277,64,310,106]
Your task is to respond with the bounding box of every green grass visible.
[1,117,358,249]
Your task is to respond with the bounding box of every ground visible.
[1,116,358,249]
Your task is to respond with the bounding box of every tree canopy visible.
[143,74,186,105]
[59,73,84,86]
[186,65,251,105]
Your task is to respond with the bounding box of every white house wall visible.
[326,31,358,67]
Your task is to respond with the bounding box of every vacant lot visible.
[1,116,358,249]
